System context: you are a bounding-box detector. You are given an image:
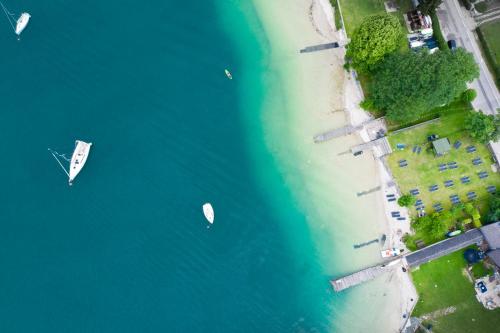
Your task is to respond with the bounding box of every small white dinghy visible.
[224,69,232,80]
[202,203,214,224]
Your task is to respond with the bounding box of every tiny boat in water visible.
[224,69,232,80]
[203,203,214,224]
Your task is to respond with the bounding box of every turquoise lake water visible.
[0,0,345,331]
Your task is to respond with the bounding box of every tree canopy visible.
[465,111,500,143]
[418,0,443,14]
[398,194,416,207]
[462,88,477,103]
[346,14,402,73]
[487,194,500,223]
[371,49,479,122]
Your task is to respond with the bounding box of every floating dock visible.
[299,42,339,53]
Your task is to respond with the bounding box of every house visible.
[405,10,433,36]
[480,222,500,270]
[432,138,451,156]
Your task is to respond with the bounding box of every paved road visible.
[405,229,483,267]
[437,0,500,115]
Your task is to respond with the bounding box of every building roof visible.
[432,138,451,155]
[487,249,500,267]
[481,222,500,249]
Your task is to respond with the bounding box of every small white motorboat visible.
[202,203,214,224]
[224,69,232,80]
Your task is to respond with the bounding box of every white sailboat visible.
[202,203,214,224]
[49,140,92,185]
[0,1,30,37]
[15,12,29,35]
[224,69,232,80]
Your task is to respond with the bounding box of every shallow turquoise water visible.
[0,0,341,331]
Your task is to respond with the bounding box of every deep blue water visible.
[0,1,335,331]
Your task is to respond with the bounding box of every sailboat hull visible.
[15,12,30,35]
[69,140,92,184]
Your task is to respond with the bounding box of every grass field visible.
[477,20,500,89]
[387,110,500,221]
[411,249,500,332]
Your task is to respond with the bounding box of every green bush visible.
[474,2,488,13]
[462,89,477,103]
[398,194,416,207]
[430,11,447,51]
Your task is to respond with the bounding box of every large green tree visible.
[418,0,443,14]
[487,194,500,223]
[346,14,402,73]
[371,49,479,122]
[465,111,500,143]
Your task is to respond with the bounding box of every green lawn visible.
[387,109,500,220]
[477,20,500,89]
[470,262,493,279]
[411,249,500,333]
[339,0,412,36]
[479,21,500,65]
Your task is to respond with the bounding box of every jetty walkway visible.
[299,42,339,53]
[331,259,401,292]
[331,229,484,292]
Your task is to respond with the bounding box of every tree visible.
[346,14,402,73]
[418,0,443,14]
[398,194,416,207]
[372,49,479,122]
[428,218,449,238]
[465,111,500,143]
[487,194,500,222]
[462,89,477,103]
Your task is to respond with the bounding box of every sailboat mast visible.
[48,148,70,177]
[0,1,15,32]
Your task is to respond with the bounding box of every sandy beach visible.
[251,0,417,331]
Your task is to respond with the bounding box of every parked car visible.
[477,281,487,293]
[427,134,439,142]
[447,39,457,51]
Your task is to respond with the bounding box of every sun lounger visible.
[466,146,476,153]
[417,146,422,154]
[487,186,496,194]
[453,141,461,149]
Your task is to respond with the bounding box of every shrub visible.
[462,89,477,103]
[398,194,416,207]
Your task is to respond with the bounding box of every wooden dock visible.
[330,259,401,292]
[313,124,362,143]
[299,42,339,53]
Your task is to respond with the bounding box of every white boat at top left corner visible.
[0,1,30,37]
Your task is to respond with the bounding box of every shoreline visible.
[249,0,417,331]
[323,0,419,329]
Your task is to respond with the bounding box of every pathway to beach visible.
[250,0,418,331]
